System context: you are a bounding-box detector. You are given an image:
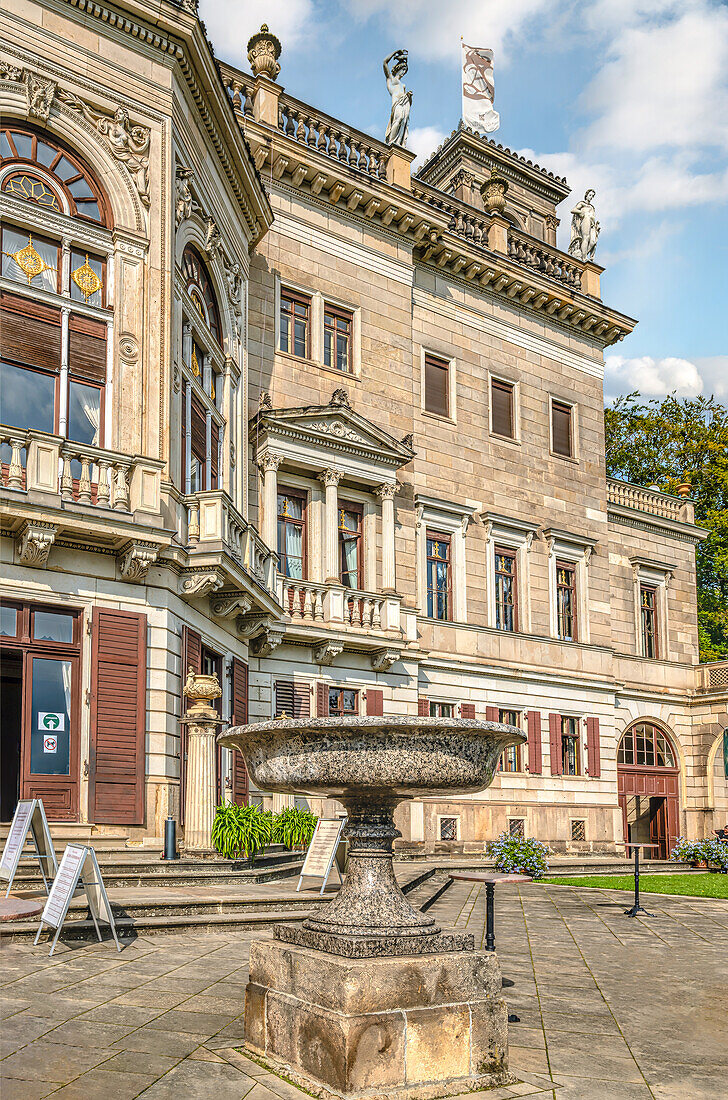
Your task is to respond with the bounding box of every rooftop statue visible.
[568,188,600,262]
[383,49,412,147]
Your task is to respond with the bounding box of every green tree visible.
[604,393,728,662]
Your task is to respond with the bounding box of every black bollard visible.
[163,816,179,860]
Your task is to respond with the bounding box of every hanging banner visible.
[0,799,57,897]
[35,844,122,956]
[462,42,500,135]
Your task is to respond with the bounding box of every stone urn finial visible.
[182,667,222,721]
[247,24,282,81]
[676,480,692,499]
[480,166,508,215]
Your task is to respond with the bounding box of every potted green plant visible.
[211,802,273,863]
[272,806,318,850]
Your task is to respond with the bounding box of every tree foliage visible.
[604,392,728,662]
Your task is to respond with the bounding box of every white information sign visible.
[0,799,57,897]
[297,817,347,895]
[35,844,122,956]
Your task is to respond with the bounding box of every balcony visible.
[696,661,728,694]
[606,477,706,544]
[279,577,418,669]
[0,425,168,573]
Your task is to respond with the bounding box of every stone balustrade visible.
[507,229,582,290]
[185,489,278,594]
[278,574,402,636]
[412,182,489,246]
[280,578,326,622]
[695,661,728,693]
[221,72,254,116]
[607,478,684,521]
[345,591,386,629]
[276,95,390,181]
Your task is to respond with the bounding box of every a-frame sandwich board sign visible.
[296,817,347,895]
[35,844,122,957]
[0,799,57,897]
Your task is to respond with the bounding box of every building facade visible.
[1,2,726,853]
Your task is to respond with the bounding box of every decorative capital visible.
[247,24,282,80]
[118,540,158,583]
[179,569,225,598]
[371,648,399,672]
[259,452,282,474]
[250,626,285,657]
[313,639,343,666]
[375,482,399,501]
[319,467,343,488]
[16,521,57,568]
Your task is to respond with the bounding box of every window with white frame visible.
[630,557,672,661]
[550,397,576,459]
[415,495,471,623]
[498,709,523,773]
[490,376,518,440]
[276,280,360,374]
[544,529,596,644]
[482,514,538,634]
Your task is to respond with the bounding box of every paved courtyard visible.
[0,881,725,1099]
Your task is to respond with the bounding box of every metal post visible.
[634,846,640,910]
[163,817,179,860]
[485,882,495,951]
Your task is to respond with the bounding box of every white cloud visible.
[408,126,448,167]
[604,355,705,401]
[692,357,728,399]
[199,0,315,66]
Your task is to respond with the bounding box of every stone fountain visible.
[220,715,527,1099]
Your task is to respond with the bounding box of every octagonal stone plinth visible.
[244,938,514,1099]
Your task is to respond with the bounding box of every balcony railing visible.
[607,478,684,521]
[0,426,161,515]
[279,576,406,636]
[184,490,277,594]
[696,661,728,693]
[507,229,582,290]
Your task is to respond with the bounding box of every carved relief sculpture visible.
[56,91,150,207]
[175,166,198,228]
[568,189,600,262]
[383,50,412,147]
[25,71,56,121]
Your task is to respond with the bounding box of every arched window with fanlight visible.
[179,245,225,496]
[1,125,113,488]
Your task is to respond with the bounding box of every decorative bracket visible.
[118,540,158,583]
[16,521,57,568]
[371,648,400,673]
[250,627,285,657]
[210,591,254,618]
[313,640,344,666]
[179,569,225,599]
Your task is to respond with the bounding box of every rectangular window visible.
[0,360,56,435]
[277,490,306,579]
[339,502,362,589]
[33,610,74,644]
[491,379,515,438]
[0,605,18,637]
[508,818,525,839]
[561,716,580,776]
[494,547,517,631]
[556,561,577,641]
[640,584,658,658]
[571,819,586,842]
[439,815,459,841]
[70,250,105,308]
[324,305,353,373]
[280,289,310,359]
[1,227,59,293]
[498,709,522,772]
[328,687,359,716]
[429,701,454,717]
[426,531,451,620]
[551,400,573,457]
[30,657,72,776]
[67,379,103,446]
[424,354,450,418]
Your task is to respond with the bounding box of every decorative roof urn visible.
[182,668,222,721]
[481,166,509,215]
[247,24,282,81]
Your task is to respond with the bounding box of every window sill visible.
[421,409,456,426]
[276,349,359,381]
[549,449,580,465]
[489,431,520,447]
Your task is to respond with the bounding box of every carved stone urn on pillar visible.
[247,24,282,80]
[480,166,509,215]
[181,669,222,856]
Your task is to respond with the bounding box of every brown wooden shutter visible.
[366,689,383,716]
[89,607,147,825]
[68,314,107,382]
[190,394,206,462]
[491,380,514,437]
[486,706,499,722]
[549,713,563,775]
[316,681,329,717]
[424,354,449,417]
[527,710,542,775]
[274,681,311,718]
[231,659,249,805]
[461,703,476,719]
[179,627,202,824]
[586,717,601,778]
[210,420,219,489]
[418,697,429,717]
[552,401,573,457]
[0,291,61,372]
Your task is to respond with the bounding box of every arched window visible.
[182,245,222,347]
[0,126,110,226]
[618,723,675,768]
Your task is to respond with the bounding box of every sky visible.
[200,0,728,406]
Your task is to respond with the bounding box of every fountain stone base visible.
[244,938,513,1100]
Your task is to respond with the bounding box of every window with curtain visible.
[277,491,305,579]
[498,709,522,772]
[1,226,58,293]
[561,716,580,775]
[68,380,101,445]
[426,531,451,620]
[556,561,577,641]
[324,305,353,372]
[640,585,658,658]
[494,547,517,631]
[339,503,362,589]
[428,701,454,717]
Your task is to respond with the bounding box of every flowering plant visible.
[703,839,728,872]
[671,837,708,864]
[487,833,552,878]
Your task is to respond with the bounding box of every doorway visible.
[0,651,22,821]
[617,722,679,860]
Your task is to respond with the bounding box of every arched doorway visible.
[617,722,680,859]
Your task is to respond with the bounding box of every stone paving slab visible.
[0,882,724,1098]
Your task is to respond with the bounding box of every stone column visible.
[376,482,398,594]
[260,453,281,552]
[319,467,342,584]
[181,670,222,856]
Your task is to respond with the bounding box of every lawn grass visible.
[539,872,728,899]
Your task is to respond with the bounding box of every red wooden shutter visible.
[179,627,202,824]
[552,401,573,457]
[461,703,476,719]
[316,682,329,717]
[549,713,563,775]
[486,706,499,722]
[366,689,383,716]
[89,607,147,824]
[231,659,249,805]
[527,711,542,775]
[418,697,429,716]
[586,717,601,778]
[275,681,311,718]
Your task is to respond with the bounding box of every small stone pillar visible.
[581,260,603,299]
[260,453,281,552]
[481,168,510,254]
[181,669,222,856]
[385,145,416,191]
[376,482,398,594]
[320,467,342,584]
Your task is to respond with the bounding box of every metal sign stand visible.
[296,817,347,895]
[0,799,57,897]
[34,844,122,956]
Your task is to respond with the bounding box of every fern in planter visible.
[272,807,318,850]
[211,803,273,861]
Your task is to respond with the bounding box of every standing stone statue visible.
[568,188,600,261]
[383,49,412,147]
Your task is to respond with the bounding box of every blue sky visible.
[201,0,728,405]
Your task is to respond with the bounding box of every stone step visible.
[8,859,305,891]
